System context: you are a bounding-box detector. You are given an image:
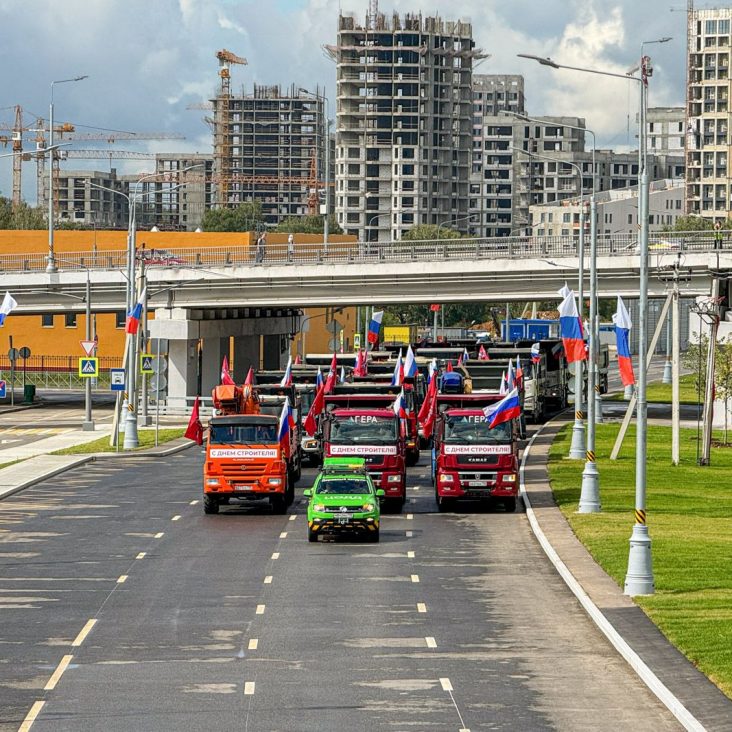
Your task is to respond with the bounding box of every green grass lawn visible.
[548,423,732,699]
[53,428,186,455]
[608,373,699,405]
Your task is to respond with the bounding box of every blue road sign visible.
[110,368,126,392]
[0,380,6,399]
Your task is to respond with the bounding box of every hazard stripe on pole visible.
[635,509,646,525]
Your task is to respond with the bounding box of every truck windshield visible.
[316,478,372,495]
[210,423,277,444]
[300,391,314,414]
[330,416,397,444]
[444,415,512,443]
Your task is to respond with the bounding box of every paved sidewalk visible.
[525,417,732,731]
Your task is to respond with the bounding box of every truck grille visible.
[324,505,362,514]
[221,465,267,479]
[460,472,497,482]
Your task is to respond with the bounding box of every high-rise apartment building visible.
[686,7,732,219]
[647,107,685,155]
[211,84,327,227]
[332,8,485,241]
[46,169,129,228]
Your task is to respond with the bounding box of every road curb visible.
[0,456,94,502]
[90,438,195,460]
[520,417,706,732]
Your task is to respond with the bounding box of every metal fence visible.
[0,231,725,274]
[0,355,121,390]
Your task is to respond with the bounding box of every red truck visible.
[323,391,407,512]
[432,392,520,513]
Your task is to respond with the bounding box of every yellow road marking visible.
[417,603,427,613]
[256,604,265,615]
[18,701,45,732]
[244,681,255,695]
[425,637,437,648]
[117,575,128,584]
[248,638,258,650]
[44,654,73,691]
[440,677,453,692]
[71,618,97,647]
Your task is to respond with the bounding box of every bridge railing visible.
[0,231,723,273]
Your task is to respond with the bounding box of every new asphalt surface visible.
[0,438,682,731]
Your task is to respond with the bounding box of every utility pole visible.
[700,278,721,465]
[671,265,681,466]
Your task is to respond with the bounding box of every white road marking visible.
[440,677,453,692]
[279,532,288,539]
[264,576,273,584]
[18,701,45,732]
[425,637,437,648]
[171,515,181,521]
[71,618,97,647]
[407,551,415,558]
[417,603,427,613]
[411,574,420,583]
[271,552,280,560]
[135,552,146,560]
[189,500,199,505]
[244,681,256,695]
[117,575,128,584]
[406,513,414,520]
[409,498,417,503]
[248,638,258,650]
[412,486,420,491]
[256,604,266,615]
[406,530,413,538]
[288,514,297,521]
[44,654,73,691]
[154,532,164,539]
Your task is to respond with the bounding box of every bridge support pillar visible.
[262,334,286,370]
[233,337,261,378]
[201,337,230,396]
[167,340,198,410]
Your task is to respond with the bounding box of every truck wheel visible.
[285,476,295,506]
[203,494,219,514]
[504,497,517,513]
[308,528,318,543]
[367,528,380,543]
[270,495,287,515]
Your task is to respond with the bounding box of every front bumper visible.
[436,474,517,499]
[309,515,379,535]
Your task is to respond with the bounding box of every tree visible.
[273,214,342,234]
[0,194,46,229]
[714,337,732,444]
[661,215,716,233]
[201,201,264,232]
[402,224,462,241]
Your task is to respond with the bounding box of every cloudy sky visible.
[0,0,685,204]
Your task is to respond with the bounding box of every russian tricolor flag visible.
[558,288,586,363]
[0,292,18,326]
[612,296,635,386]
[316,367,324,389]
[280,356,292,387]
[531,342,541,365]
[392,388,407,419]
[125,288,146,335]
[277,398,296,449]
[403,345,417,379]
[367,310,384,345]
[482,387,521,429]
[391,348,403,386]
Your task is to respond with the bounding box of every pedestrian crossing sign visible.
[140,354,154,374]
[78,357,99,378]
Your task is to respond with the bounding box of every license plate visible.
[467,481,487,487]
[338,515,350,525]
[234,485,255,491]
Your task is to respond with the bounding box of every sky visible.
[0,0,687,204]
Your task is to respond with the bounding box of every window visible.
[720,19,731,35]
[706,19,718,34]
[115,311,126,329]
[41,313,54,328]
[627,213,633,224]
[65,313,77,328]
[563,212,571,223]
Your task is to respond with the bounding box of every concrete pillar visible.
[233,336,260,379]
[167,339,198,410]
[201,337,230,396]
[262,334,285,370]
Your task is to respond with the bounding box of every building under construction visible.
[331,6,486,242]
[211,79,327,227]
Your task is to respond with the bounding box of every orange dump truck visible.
[203,384,293,514]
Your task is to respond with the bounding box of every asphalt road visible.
[0,439,681,731]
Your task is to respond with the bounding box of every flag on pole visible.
[478,344,489,361]
[403,345,417,379]
[184,396,204,445]
[125,288,146,335]
[0,292,18,326]
[445,360,453,373]
[220,355,235,386]
[482,388,521,429]
[316,366,324,389]
[244,366,254,386]
[514,356,523,386]
[531,342,541,365]
[558,288,586,363]
[277,398,295,445]
[324,353,338,394]
[462,347,470,363]
[391,348,403,386]
[612,296,636,386]
[280,356,293,387]
[367,310,384,344]
[392,388,407,419]
[499,371,508,395]
[294,355,302,365]
[303,383,325,436]
[506,359,516,390]
[339,365,346,383]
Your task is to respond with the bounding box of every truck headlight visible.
[206,478,220,485]
[387,475,402,483]
[439,474,454,482]
[268,478,282,486]
[313,503,326,513]
[503,474,517,483]
[362,503,375,512]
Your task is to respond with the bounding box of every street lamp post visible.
[47,75,88,274]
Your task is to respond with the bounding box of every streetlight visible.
[299,87,330,248]
[519,42,672,595]
[513,146,588,464]
[436,214,479,238]
[47,75,89,273]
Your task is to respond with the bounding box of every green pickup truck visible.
[304,457,385,543]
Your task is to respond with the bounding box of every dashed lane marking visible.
[411,574,420,583]
[407,513,414,520]
[71,619,97,647]
[18,701,45,732]
[136,552,146,560]
[288,514,297,521]
[248,639,258,650]
[279,532,288,539]
[412,486,420,491]
[117,575,128,584]
[440,678,454,692]
[44,654,73,691]
[154,532,164,539]
[406,531,413,538]
[271,552,280,560]
[417,603,427,613]
[244,681,256,695]
[425,637,437,648]
[264,576,273,584]
[407,551,415,558]
[171,515,181,521]
[189,500,199,506]
[256,604,266,615]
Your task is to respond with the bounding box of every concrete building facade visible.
[647,106,685,155]
[47,169,129,228]
[332,9,485,242]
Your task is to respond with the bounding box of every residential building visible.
[686,7,732,220]
[647,107,685,154]
[331,8,486,241]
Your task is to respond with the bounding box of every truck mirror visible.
[376,489,386,498]
[303,488,312,497]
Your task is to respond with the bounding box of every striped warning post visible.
[575,410,584,420]
[586,450,595,462]
[635,509,646,525]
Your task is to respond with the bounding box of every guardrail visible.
[0,231,726,273]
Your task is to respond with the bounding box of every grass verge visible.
[607,373,699,404]
[548,422,732,699]
[53,428,186,455]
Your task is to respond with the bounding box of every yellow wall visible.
[292,307,358,358]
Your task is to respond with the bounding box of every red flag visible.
[294,355,303,365]
[323,352,338,394]
[221,355,235,386]
[421,387,438,439]
[244,366,254,386]
[184,396,204,445]
[430,304,440,312]
[303,383,325,436]
[446,361,453,372]
[418,371,437,424]
[478,345,488,361]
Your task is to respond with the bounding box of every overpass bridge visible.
[2,231,728,403]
